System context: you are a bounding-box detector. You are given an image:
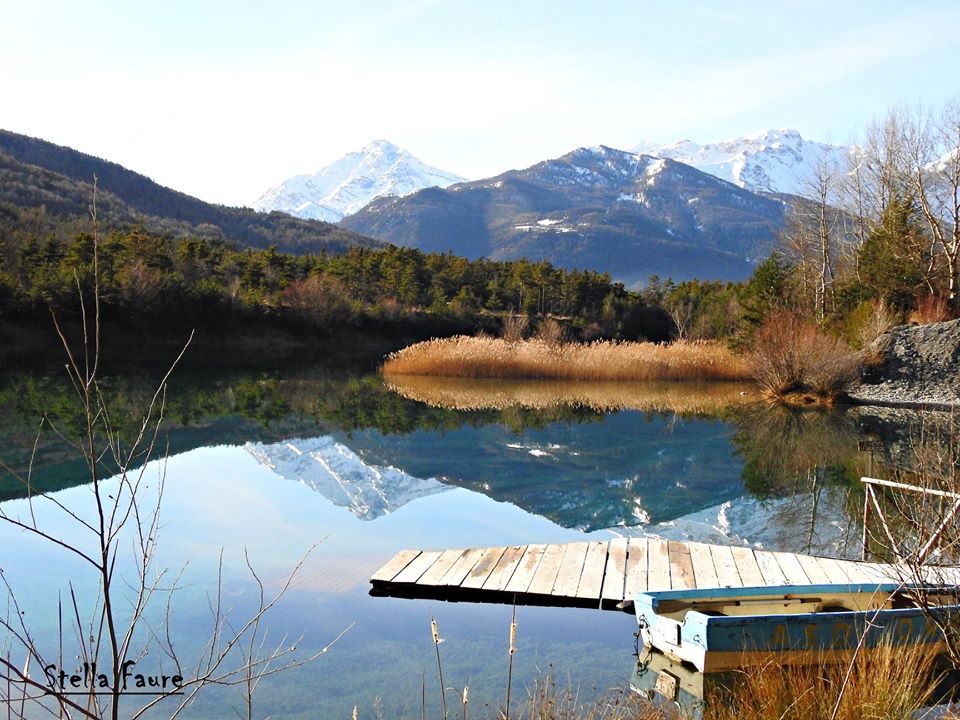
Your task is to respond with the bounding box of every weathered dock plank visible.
[576,541,610,600]
[527,544,568,595]
[419,549,468,586]
[647,538,672,590]
[440,547,487,586]
[482,545,527,592]
[818,557,852,584]
[504,544,547,594]
[754,550,789,586]
[393,550,442,585]
[553,542,590,598]
[667,541,696,590]
[624,538,649,598]
[731,547,766,587]
[772,551,810,585]
[796,554,833,585]
[600,538,629,602]
[461,547,508,589]
[371,549,421,583]
[709,545,742,588]
[688,542,720,589]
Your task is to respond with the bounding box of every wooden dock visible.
[369,538,913,611]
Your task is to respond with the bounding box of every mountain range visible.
[1,127,853,284]
[245,437,451,520]
[632,129,852,196]
[252,139,465,222]
[341,144,789,283]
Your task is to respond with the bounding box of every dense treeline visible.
[0,210,674,354]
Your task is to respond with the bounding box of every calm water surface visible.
[0,364,928,718]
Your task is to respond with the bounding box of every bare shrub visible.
[748,312,861,398]
[501,315,529,342]
[282,273,352,326]
[534,317,567,346]
[910,294,953,325]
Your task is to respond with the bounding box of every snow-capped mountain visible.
[252,140,466,222]
[245,437,451,520]
[632,129,852,197]
[342,144,786,284]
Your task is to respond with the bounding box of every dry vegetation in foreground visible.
[382,337,751,382]
[707,640,944,720]
[512,642,946,720]
[383,375,755,414]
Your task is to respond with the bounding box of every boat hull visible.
[635,583,956,672]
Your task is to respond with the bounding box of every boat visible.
[634,582,958,672]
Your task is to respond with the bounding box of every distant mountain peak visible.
[252,140,466,222]
[631,129,852,196]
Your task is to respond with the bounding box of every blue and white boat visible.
[634,583,957,672]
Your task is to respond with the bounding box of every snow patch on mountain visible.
[245,437,451,520]
[613,486,860,559]
[252,140,466,222]
[632,129,853,197]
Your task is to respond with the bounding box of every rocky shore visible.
[848,318,960,409]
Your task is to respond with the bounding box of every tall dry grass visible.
[382,337,750,382]
[748,312,862,399]
[706,640,942,720]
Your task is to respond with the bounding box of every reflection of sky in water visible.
[0,445,636,718]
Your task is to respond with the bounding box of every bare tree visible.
[782,156,843,322]
[908,102,960,304]
[0,183,346,719]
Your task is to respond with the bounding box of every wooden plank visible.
[576,541,609,599]
[439,547,487,586]
[688,542,719,589]
[754,550,789,586]
[419,549,468,586]
[601,539,629,602]
[710,545,742,588]
[667,541,696,590]
[371,549,421,583]
[393,550,443,585]
[504,544,547,594]
[796,554,833,584]
[482,545,527,592]
[527,544,568,595]
[553,542,591,597]
[771,552,810,586]
[647,538,672,591]
[818,557,852,584]
[730,547,765,587]
[462,547,508,589]
[839,560,887,584]
[624,538,649,598]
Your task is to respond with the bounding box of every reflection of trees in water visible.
[730,403,864,556]
[0,368,608,499]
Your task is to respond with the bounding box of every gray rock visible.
[848,318,960,408]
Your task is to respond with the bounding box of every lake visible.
[0,359,936,718]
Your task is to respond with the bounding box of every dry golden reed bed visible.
[382,337,751,382]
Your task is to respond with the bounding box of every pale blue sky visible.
[2,0,958,205]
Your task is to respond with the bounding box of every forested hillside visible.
[0,130,381,254]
